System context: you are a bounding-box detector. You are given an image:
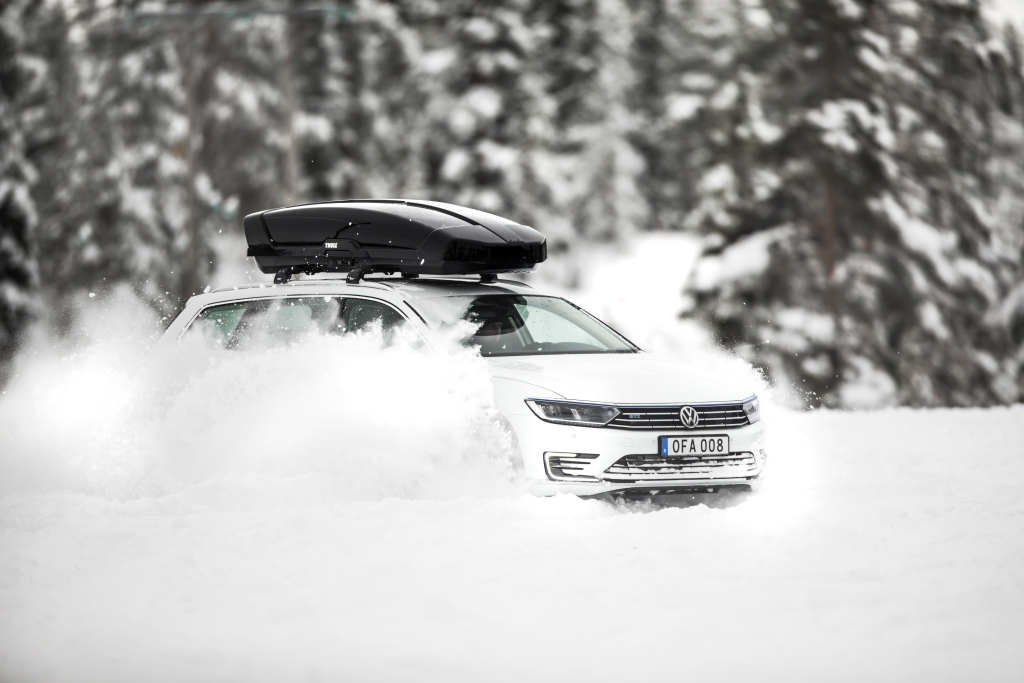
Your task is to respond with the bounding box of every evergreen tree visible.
[885,0,1023,404]
[1,0,1021,407]
[530,0,645,254]
[416,0,544,223]
[194,12,296,229]
[992,23,1024,395]
[684,0,1023,407]
[0,0,40,383]
[25,1,195,314]
[308,0,431,202]
[627,0,732,233]
[27,2,293,312]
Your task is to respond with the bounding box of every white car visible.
[157,276,766,498]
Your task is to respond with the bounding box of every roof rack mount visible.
[271,263,420,285]
[246,199,547,285]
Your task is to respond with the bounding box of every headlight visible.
[525,399,620,427]
[742,396,760,424]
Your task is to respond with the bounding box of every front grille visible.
[607,403,749,430]
[601,453,757,482]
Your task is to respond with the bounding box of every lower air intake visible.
[601,453,757,482]
[545,453,600,482]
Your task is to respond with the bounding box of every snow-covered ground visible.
[2,235,1023,682]
[2,406,1022,682]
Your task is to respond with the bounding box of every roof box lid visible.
[244,199,546,282]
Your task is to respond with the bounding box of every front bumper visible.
[506,413,767,497]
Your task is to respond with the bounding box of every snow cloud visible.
[0,292,517,507]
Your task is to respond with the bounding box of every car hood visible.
[486,352,754,404]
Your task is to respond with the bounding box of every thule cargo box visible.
[244,199,546,282]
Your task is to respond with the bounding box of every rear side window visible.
[341,299,407,337]
[185,297,407,349]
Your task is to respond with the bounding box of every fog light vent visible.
[544,452,600,482]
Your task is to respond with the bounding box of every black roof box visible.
[244,199,547,283]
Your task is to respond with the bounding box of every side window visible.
[189,302,248,346]
[341,298,408,345]
[185,296,408,349]
[186,297,343,349]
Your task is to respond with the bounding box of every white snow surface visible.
[2,406,1022,682]
[2,237,1023,681]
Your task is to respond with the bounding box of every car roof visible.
[192,275,549,307]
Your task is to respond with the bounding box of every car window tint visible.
[187,296,409,349]
[187,297,343,349]
[252,299,337,346]
[513,301,603,348]
[410,295,636,356]
[190,302,248,345]
[341,298,408,344]
[464,298,530,355]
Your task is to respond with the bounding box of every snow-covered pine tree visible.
[992,23,1024,395]
[626,0,734,233]
[528,0,644,255]
[882,0,1024,404]
[307,0,432,202]
[195,12,297,222]
[415,1,544,223]
[684,0,1021,407]
[684,0,888,406]
[0,0,40,383]
[25,2,196,314]
[288,3,346,202]
[625,0,670,231]
[27,3,294,311]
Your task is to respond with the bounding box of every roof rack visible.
[243,199,547,284]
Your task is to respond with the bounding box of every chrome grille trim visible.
[607,403,750,430]
[601,452,757,482]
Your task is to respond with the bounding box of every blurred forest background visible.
[2,0,1024,408]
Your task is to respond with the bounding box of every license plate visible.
[660,435,730,457]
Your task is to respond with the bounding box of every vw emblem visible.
[679,405,700,429]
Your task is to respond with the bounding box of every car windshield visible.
[409,294,638,356]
